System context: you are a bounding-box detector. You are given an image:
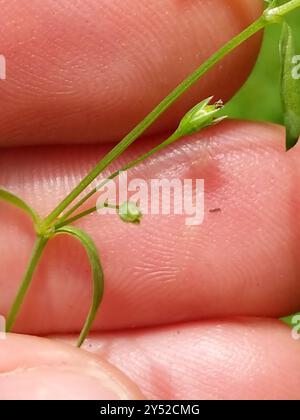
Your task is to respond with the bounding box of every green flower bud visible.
[118,201,142,224]
[176,96,226,137]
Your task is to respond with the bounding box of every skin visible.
[0,0,300,400]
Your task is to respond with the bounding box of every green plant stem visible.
[6,236,49,331]
[56,207,97,228]
[55,204,119,229]
[44,16,266,227]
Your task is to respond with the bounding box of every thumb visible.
[0,334,143,400]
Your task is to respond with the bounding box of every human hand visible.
[1,0,300,400]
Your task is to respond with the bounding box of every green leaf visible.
[0,188,40,225]
[6,236,49,331]
[55,225,104,347]
[280,22,300,150]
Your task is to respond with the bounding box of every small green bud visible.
[176,96,226,137]
[118,201,142,224]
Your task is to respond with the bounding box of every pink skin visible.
[1,121,300,335]
[0,334,144,400]
[0,0,300,400]
[0,0,261,145]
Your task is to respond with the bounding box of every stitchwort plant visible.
[1,0,300,346]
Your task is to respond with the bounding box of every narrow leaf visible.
[280,22,300,150]
[55,225,104,347]
[0,188,40,224]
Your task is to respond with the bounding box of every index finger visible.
[0,0,262,146]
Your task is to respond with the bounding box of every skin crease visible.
[0,0,300,400]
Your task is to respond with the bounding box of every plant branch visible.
[59,0,300,226]
[6,236,49,331]
[56,131,181,224]
[55,203,119,229]
[44,16,266,226]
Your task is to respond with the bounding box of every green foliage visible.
[280,22,300,149]
[225,10,300,124]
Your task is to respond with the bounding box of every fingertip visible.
[0,334,143,400]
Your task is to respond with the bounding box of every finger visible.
[84,318,300,400]
[0,0,262,146]
[0,333,143,400]
[1,121,300,334]
[61,318,300,400]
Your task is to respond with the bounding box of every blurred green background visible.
[225,9,300,123]
[225,9,300,325]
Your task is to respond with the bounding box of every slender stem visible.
[57,131,181,224]
[56,207,97,228]
[6,236,49,331]
[55,203,118,229]
[57,190,104,225]
[45,16,266,226]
